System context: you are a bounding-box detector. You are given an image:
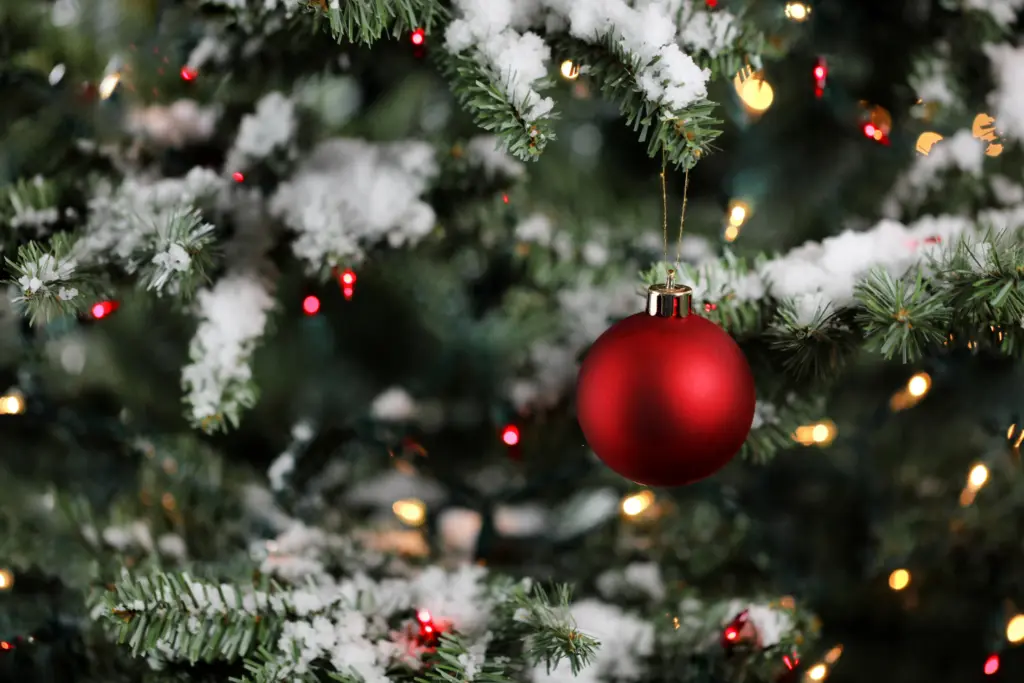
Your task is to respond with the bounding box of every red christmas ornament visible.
[576,281,755,486]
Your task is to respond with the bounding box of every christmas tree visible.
[2,0,1023,681]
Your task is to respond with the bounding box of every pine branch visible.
[308,0,446,45]
[552,34,721,169]
[4,234,107,324]
[437,50,557,162]
[92,570,288,664]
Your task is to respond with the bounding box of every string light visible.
[736,74,774,113]
[968,464,989,489]
[91,300,119,320]
[1006,614,1024,643]
[960,463,990,507]
[232,172,245,182]
[972,113,1004,157]
[793,420,837,447]
[501,424,520,446]
[302,295,321,316]
[410,28,426,46]
[888,568,911,591]
[890,372,931,411]
[813,58,827,98]
[0,569,13,590]
[806,664,827,681]
[338,268,356,300]
[180,66,198,81]
[785,2,812,21]
[98,72,121,100]
[621,490,655,516]
[906,372,931,397]
[0,390,25,416]
[984,654,1000,675]
[560,60,581,80]
[392,498,426,526]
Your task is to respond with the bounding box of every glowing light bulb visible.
[392,498,426,526]
[807,664,828,681]
[724,225,740,242]
[560,60,581,80]
[793,421,837,446]
[1006,614,1024,643]
[906,372,931,397]
[968,464,989,489]
[727,200,750,228]
[621,491,655,516]
[98,73,121,100]
[888,569,911,591]
[0,569,13,590]
[0,391,24,416]
[232,172,245,182]
[302,295,321,315]
[984,654,999,675]
[785,2,811,21]
[90,300,119,319]
[180,66,197,81]
[339,269,356,286]
[738,76,774,112]
[411,28,426,46]
[501,424,520,446]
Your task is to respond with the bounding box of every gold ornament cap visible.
[646,271,692,319]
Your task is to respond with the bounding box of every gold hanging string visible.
[676,168,690,263]
[660,151,669,267]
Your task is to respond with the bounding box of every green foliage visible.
[4,234,107,324]
[310,0,446,45]
[438,50,557,162]
[91,570,286,663]
[552,35,721,170]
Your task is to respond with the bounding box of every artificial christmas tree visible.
[2,1,1024,682]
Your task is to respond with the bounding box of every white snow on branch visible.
[984,43,1024,141]
[270,138,438,273]
[676,0,741,57]
[182,273,274,425]
[534,599,653,683]
[225,91,297,172]
[964,0,1024,25]
[446,0,711,122]
[77,168,224,264]
[465,136,527,179]
[127,100,218,148]
[881,130,985,217]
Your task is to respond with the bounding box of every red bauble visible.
[576,284,755,487]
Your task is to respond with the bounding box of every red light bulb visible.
[417,610,432,624]
[863,124,876,138]
[814,66,825,80]
[411,28,425,46]
[180,66,197,81]
[232,172,244,182]
[90,300,119,319]
[984,655,1000,675]
[724,626,739,641]
[302,295,321,315]
[502,424,520,446]
[339,269,356,286]
[706,0,718,7]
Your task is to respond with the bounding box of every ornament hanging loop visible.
[646,282,692,319]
